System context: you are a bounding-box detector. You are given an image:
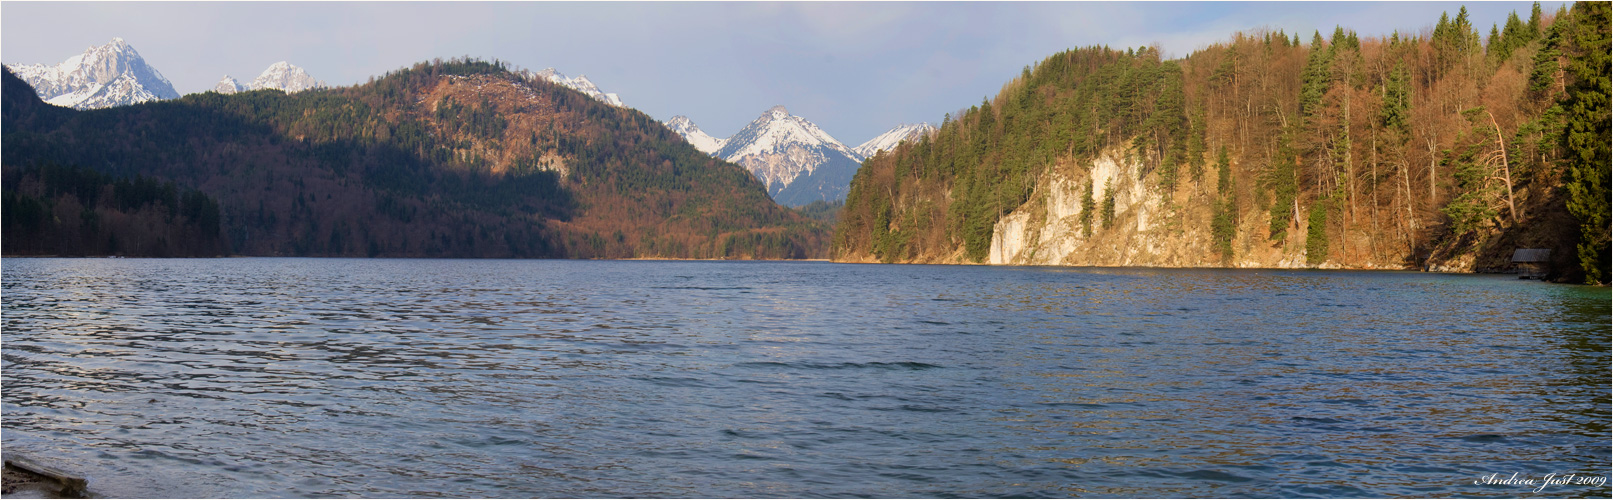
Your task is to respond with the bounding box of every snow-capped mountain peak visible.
[530,68,624,107]
[249,61,323,93]
[665,115,727,154]
[214,75,244,94]
[710,105,864,206]
[853,122,936,158]
[5,37,178,109]
[715,105,860,163]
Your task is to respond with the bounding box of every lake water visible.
[2,258,1608,498]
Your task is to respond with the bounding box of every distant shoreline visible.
[2,255,1596,284]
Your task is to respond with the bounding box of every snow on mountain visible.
[213,75,244,94]
[63,73,170,109]
[530,68,624,107]
[712,105,863,206]
[4,37,178,109]
[716,106,861,162]
[853,122,936,159]
[664,115,727,154]
[248,61,324,93]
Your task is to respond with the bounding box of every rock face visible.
[982,146,1330,269]
[989,150,1178,266]
[664,115,726,154]
[4,37,179,109]
[248,61,323,93]
[711,106,864,207]
[530,68,623,107]
[853,122,935,159]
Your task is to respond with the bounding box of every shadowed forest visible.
[3,60,828,259]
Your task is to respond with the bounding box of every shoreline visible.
[2,255,1592,284]
[1,459,86,499]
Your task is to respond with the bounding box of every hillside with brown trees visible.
[2,59,828,259]
[835,2,1609,284]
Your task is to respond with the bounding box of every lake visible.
[2,258,1608,498]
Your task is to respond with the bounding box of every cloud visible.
[3,1,1562,144]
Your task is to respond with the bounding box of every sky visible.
[2,1,1560,145]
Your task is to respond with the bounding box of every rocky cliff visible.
[834,4,1607,284]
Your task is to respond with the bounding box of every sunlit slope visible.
[834,3,1609,283]
[3,59,828,259]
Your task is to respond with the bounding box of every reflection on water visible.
[3,259,1609,497]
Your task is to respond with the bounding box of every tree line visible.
[3,57,829,259]
[3,162,225,256]
[836,2,1608,283]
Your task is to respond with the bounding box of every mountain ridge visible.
[2,59,827,259]
[707,105,863,207]
[248,61,324,93]
[531,68,624,107]
[5,37,178,109]
[665,115,727,154]
[854,123,935,159]
[666,111,939,207]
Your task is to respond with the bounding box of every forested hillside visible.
[3,59,828,259]
[835,2,1608,284]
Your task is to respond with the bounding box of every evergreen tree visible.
[1528,1,1543,36]
[1267,133,1299,241]
[1210,146,1238,261]
[1080,180,1096,237]
[1559,1,1611,284]
[1530,21,1564,97]
[1306,197,1330,265]
[1299,31,1332,119]
[1101,179,1117,229]
[1382,63,1413,131]
[1489,24,1504,58]
[1187,108,1208,184]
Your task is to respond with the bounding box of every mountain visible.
[711,105,863,207]
[248,61,324,93]
[209,63,322,95]
[4,37,179,109]
[2,59,827,259]
[530,68,623,107]
[664,115,726,154]
[853,122,935,159]
[213,76,244,94]
[834,3,1608,285]
[665,110,930,207]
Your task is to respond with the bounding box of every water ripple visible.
[3,259,1608,498]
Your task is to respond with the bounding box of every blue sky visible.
[2,1,1557,144]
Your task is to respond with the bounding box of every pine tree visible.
[1307,197,1330,265]
[1489,24,1504,58]
[1080,180,1096,237]
[1528,2,1543,37]
[1382,63,1413,131]
[1210,146,1238,261]
[1299,31,1332,119]
[1530,22,1564,97]
[1559,1,1611,284]
[1101,179,1117,229]
[1267,133,1299,240]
